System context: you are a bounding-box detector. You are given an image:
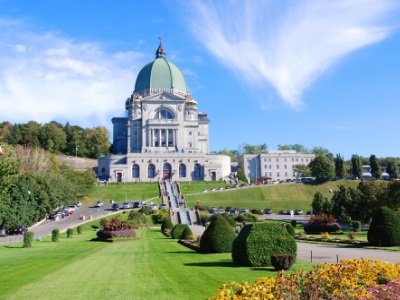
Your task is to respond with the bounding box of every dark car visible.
[111,203,120,211]
[279,210,290,215]
[263,208,272,214]
[7,226,26,235]
[294,209,303,215]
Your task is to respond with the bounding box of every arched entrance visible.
[148,164,156,179]
[163,162,172,179]
[132,164,140,178]
[179,163,186,178]
[193,163,202,180]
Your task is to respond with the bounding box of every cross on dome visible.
[156,36,166,58]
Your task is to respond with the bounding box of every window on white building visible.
[276,165,279,169]
[277,172,280,177]
[284,164,287,169]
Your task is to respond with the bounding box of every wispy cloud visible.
[183,0,398,107]
[0,19,144,127]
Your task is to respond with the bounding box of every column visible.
[166,129,169,147]
[172,129,176,147]
[158,129,161,147]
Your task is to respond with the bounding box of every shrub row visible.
[97,229,136,240]
[303,223,340,234]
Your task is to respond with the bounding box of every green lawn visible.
[83,182,160,205]
[0,222,313,300]
[185,180,358,212]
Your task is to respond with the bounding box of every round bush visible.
[66,228,73,238]
[368,207,400,246]
[235,212,258,223]
[200,215,236,253]
[23,231,34,248]
[51,229,60,242]
[128,211,148,227]
[170,224,190,239]
[182,226,194,240]
[139,206,153,215]
[161,218,174,233]
[271,254,295,271]
[232,222,297,267]
[285,223,296,236]
[208,213,236,227]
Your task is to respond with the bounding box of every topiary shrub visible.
[271,254,295,271]
[66,228,73,238]
[235,212,258,223]
[161,218,174,233]
[152,208,170,224]
[139,205,153,215]
[368,207,400,246]
[285,223,296,236]
[171,224,190,239]
[200,215,236,253]
[182,226,194,240]
[23,231,34,248]
[291,220,297,227]
[51,229,60,242]
[77,226,82,235]
[128,211,148,228]
[352,221,361,232]
[208,213,236,227]
[232,222,297,267]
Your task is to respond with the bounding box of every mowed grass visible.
[0,224,313,300]
[185,180,358,212]
[83,182,160,205]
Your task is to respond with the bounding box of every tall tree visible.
[309,154,335,184]
[369,154,381,179]
[334,154,345,179]
[351,154,362,179]
[278,144,308,153]
[386,159,398,179]
[312,146,333,160]
[293,164,311,178]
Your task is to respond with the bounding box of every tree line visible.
[0,121,111,159]
[0,144,95,229]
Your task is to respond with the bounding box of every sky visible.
[0,0,399,159]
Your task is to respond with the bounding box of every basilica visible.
[98,42,231,182]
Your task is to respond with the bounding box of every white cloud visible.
[184,0,398,107]
[0,20,144,127]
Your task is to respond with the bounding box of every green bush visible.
[51,229,60,242]
[352,221,361,232]
[251,209,263,215]
[77,225,82,235]
[271,254,295,271]
[285,223,296,236]
[152,208,170,224]
[235,212,258,223]
[161,218,174,233]
[139,205,154,215]
[232,222,297,267]
[171,224,190,239]
[368,207,400,246]
[23,231,34,248]
[66,228,73,238]
[182,226,194,240]
[200,215,236,253]
[128,211,148,227]
[290,220,297,227]
[208,213,236,227]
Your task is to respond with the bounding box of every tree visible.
[236,168,247,182]
[293,164,311,178]
[309,155,334,184]
[386,159,398,179]
[312,192,331,214]
[334,154,345,179]
[370,155,381,179]
[312,146,333,160]
[39,122,67,153]
[351,155,362,179]
[331,185,353,224]
[241,143,268,154]
[278,144,308,153]
[84,127,111,158]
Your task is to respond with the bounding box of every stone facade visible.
[98,42,230,182]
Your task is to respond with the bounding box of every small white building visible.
[238,150,315,182]
[98,41,230,182]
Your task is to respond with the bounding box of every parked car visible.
[294,209,303,215]
[122,202,131,209]
[264,208,272,214]
[133,201,142,208]
[0,227,7,237]
[239,208,249,214]
[209,207,218,214]
[218,207,225,214]
[94,201,104,208]
[279,210,290,215]
[159,203,167,209]
[111,203,120,211]
[7,226,26,235]
[150,204,158,211]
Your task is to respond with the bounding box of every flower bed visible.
[209,258,400,299]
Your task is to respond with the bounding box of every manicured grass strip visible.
[1,229,312,300]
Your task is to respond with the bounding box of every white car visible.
[94,201,104,208]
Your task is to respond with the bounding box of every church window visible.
[155,109,174,119]
[179,164,187,178]
[148,164,156,178]
[132,164,140,178]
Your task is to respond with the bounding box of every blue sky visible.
[0,0,399,159]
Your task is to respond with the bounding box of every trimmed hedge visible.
[23,231,34,248]
[208,213,236,227]
[232,222,297,267]
[200,215,236,253]
[271,254,295,271]
[161,218,174,233]
[51,229,59,242]
[97,229,136,240]
[66,228,73,238]
[303,223,340,234]
[368,207,400,246]
[171,224,190,239]
[285,223,295,237]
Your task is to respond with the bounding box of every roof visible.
[134,41,187,94]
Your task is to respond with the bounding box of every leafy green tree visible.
[334,154,345,179]
[0,122,12,143]
[383,180,400,210]
[39,122,67,153]
[278,144,308,153]
[84,127,111,158]
[236,168,247,182]
[312,146,333,160]
[217,148,239,162]
[241,143,268,154]
[331,185,353,224]
[370,155,381,179]
[312,192,330,214]
[351,155,362,178]
[386,159,398,179]
[293,164,311,178]
[309,155,334,183]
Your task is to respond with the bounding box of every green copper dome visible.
[134,42,187,94]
